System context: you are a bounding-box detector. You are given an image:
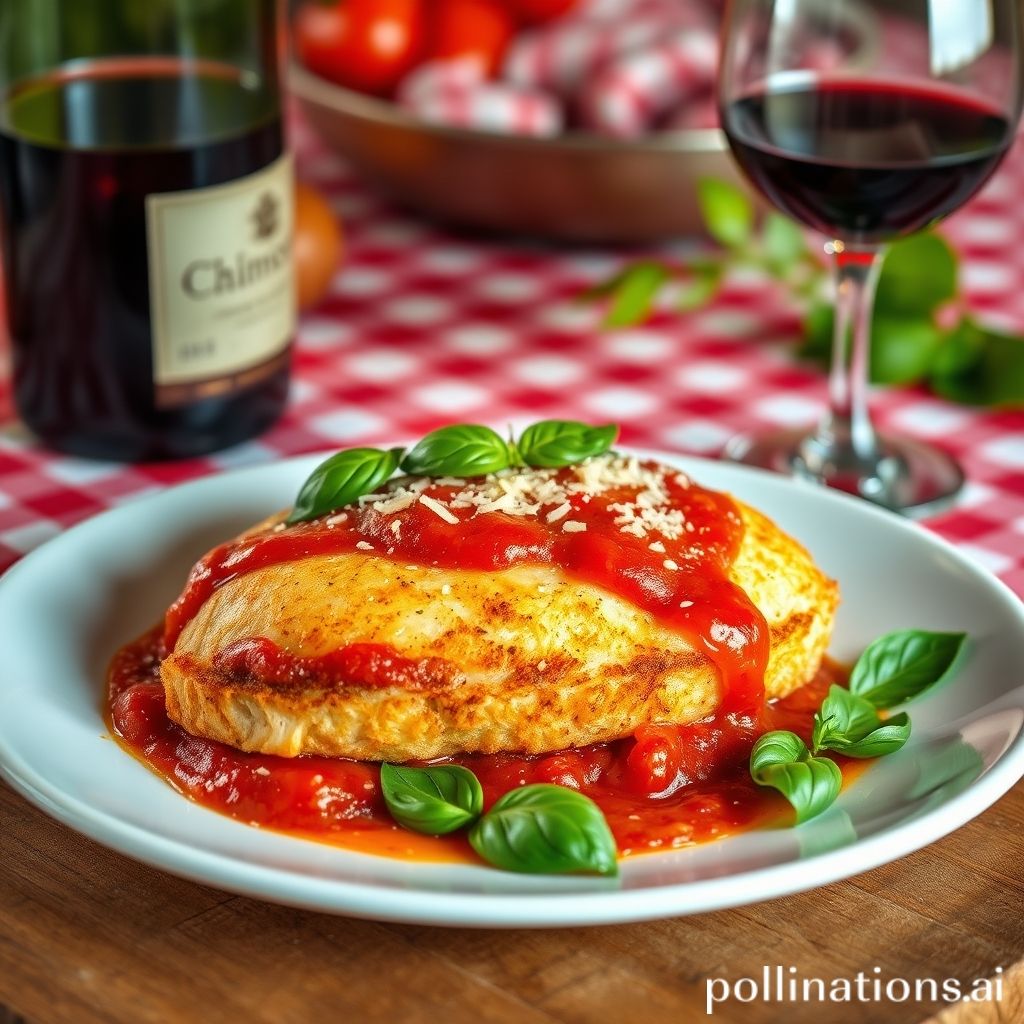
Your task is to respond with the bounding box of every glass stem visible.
[802,245,884,474]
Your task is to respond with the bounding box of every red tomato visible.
[294,3,349,84]
[294,0,424,97]
[625,725,683,795]
[110,683,165,746]
[673,717,760,785]
[506,0,579,25]
[430,0,516,77]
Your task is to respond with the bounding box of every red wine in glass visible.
[717,0,1022,514]
[722,80,1012,245]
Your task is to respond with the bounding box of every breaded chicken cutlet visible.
[161,454,837,761]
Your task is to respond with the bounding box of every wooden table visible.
[1,780,1021,1024]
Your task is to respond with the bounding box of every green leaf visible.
[603,262,667,327]
[869,317,944,386]
[812,686,911,758]
[931,319,986,381]
[287,446,403,524]
[812,686,879,751]
[677,264,723,311]
[832,714,911,758]
[380,763,484,835]
[468,784,618,876]
[849,630,967,710]
[875,232,957,318]
[798,300,834,364]
[751,729,808,767]
[749,731,842,823]
[762,213,807,271]
[931,321,1024,408]
[400,424,511,477]
[517,420,618,468]
[697,178,754,248]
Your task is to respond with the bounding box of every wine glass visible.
[717,0,1023,513]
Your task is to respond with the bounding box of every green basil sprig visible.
[515,420,618,468]
[380,763,483,835]
[749,731,842,824]
[288,419,620,522]
[849,630,966,709]
[751,629,968,823]
[812,686,911,759]
[469,784,618,876]
[401,424,512,477]
[380,763,619,876]
[287,447,404,525]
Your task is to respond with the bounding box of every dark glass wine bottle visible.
[0,0,293,461]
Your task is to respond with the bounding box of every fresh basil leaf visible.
[869,317,944,386]
[812,686,911,758]
[517,420,618,468]
[933,319,986,379]
[812,685,880,752]
[931,320,1024,408]
[469,783,618,876]
[698,177,754,248]
[828,714,911,758]
[797,300,834,365]
[380,763,483,835]
[875,232,957,318]
[749,730,841,823]
[604,262,667,327]
[850,630,967,710]
[400,424,511,477]
[677,264,722,311]
[762,213,807,271]
[750,729,807,767]
[287,446,403,524]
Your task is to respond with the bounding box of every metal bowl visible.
[289,3,877,244]
[291,63,743,244]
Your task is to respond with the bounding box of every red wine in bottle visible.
[0,54,294,460]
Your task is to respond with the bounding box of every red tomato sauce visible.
[107,626,857,863]
[213,636,463,690]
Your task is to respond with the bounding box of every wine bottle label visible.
[146,152,295,407]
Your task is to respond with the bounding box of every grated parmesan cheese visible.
[334,454,695,547]
[373,492,416,514]
[419,493,459,524]
[546,501,572,523]
[356,541,374,551]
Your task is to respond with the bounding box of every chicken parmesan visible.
[157,453,837,762]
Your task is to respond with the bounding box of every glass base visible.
[723,428,965,517]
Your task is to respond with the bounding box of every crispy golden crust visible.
[161,500,837,760]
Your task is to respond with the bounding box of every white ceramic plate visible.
[0,450,1022,928]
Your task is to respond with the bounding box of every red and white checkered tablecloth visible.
[0,110,1021,596]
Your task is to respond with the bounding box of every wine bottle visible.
[0,0,294,460]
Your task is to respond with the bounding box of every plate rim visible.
[1,447,1023,928]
